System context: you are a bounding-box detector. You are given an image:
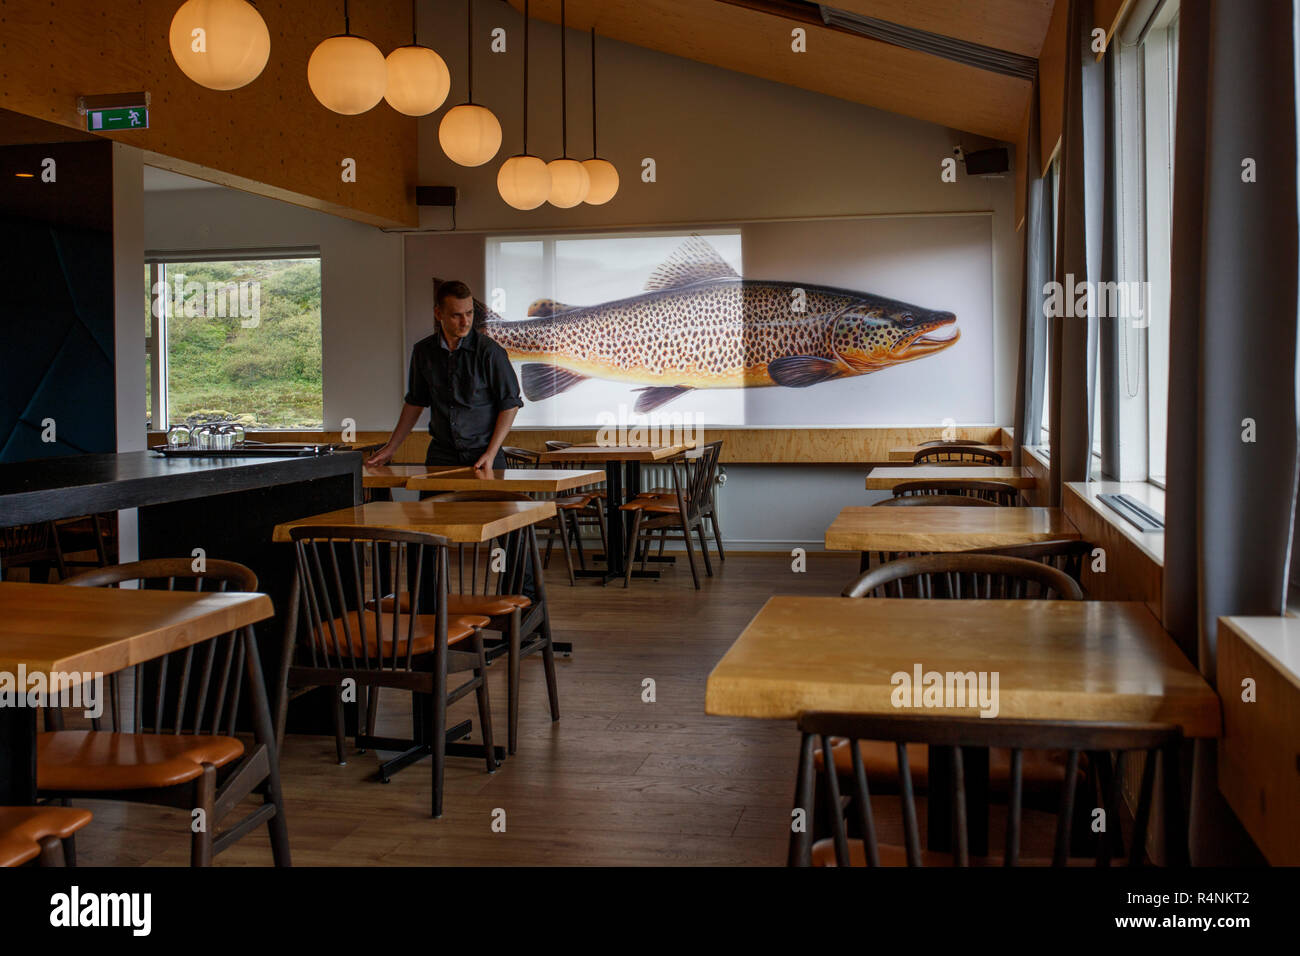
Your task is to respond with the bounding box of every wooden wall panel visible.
[1217,618,1300,865]
[0,0,418,228]
[148,425,1008,465]
[1094,0,1133,58]
[1037,0,1068,174]
[1062,484,1162,619]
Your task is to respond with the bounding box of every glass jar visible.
[166,424,191,449]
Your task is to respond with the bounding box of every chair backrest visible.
[544,440,573,451]
[289,525,451,672]
[58,558,259,734]
[873,494,1000,507]
[421,491,534,598]
[893,479,1020,506]
[965,539,1094,586]
[793,712,1183,867]
[502,446,540,468]
[913,447,1005,465]
[843,553,1084,600]
[917,439,987,448]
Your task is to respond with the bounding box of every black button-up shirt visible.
[405,326,523,465]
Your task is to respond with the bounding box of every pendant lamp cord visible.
[560,0,568,158]
[410,0,417,45]
[468,0,475,104]
[523,0,529,154]
[590,27,597,158]
[343,0,351,35]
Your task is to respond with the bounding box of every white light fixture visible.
[497,0,549,209]
[168,0,270,91]
[384,1,450,116]
[308,1,387,115]
[546,0,589,207]
[582,28,619,205]
[439,0,502,166]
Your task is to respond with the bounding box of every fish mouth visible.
[893,316,960,359]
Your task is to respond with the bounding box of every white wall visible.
[142,186,404,430]
[113,144,145,561]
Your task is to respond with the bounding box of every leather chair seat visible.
[620,498,682,514]
[312,610,488,657]
[816,739,1079,795]
[38,730,245,792]
[554,493,598,510]
[371,594,531,617]
[0,805,94,867]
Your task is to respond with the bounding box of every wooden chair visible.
[635,440,726,561]
[917,439,987,448]
[619,449,714,589]
[964,539,1094,588]
[425,490,560,755]
[893,479,1021,506]
[503,445,604,585]
[913,446,1005,465]
[0,522,66,583]
[0,806,93,867]
[873,494,1000,508]
[279,526,495,818]
[791,713,1185,867]
[44,558,289,866]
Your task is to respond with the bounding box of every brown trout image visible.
[474,236,960,413]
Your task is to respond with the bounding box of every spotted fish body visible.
[479,236,959,412]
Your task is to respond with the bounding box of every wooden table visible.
[707,596,1222,855]
[887,444,1011,462]
[866,466,1035,490]
[825,505,1078,552]
[363,465,458,489]
[272,499,556,544]
[538,444,694,582]
[0,581,274,804]
[406,467,605,494]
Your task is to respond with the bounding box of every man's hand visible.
[472,450,494,470]
[366,444,395,467]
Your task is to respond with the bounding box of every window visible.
[145,253,323,429]
[1038,156,1060,447]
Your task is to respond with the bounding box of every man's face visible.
[436,295,475,341]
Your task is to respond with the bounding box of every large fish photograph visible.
[478,235,961,414]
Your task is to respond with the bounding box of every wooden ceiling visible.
[507,0,1055,143]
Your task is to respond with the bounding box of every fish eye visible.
[899,313,915,326]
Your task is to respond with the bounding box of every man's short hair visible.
[435,279,473,308]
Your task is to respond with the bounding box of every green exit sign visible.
[86,107,148,131]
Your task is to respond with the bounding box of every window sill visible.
[1065,480,1165,567]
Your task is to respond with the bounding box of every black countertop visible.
[0,450,362,526]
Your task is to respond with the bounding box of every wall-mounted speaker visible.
[416,186,457,206]
[963,147,1010,176]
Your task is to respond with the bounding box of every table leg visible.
[0,706,37,804]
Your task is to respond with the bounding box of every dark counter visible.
[0,450,362,527]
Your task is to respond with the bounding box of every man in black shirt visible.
[368,279,534,599]
[367,279,523,470]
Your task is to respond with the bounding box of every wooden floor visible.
[71,550,870,866]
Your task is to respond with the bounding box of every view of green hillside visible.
[147,258,323,429]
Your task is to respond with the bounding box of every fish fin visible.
[766,356,846,388]
[522,363,588,401]
[631,385,693,413]
[642,235,739,291]
[526,298,577,318]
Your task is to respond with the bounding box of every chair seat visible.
[816,739,1077,795]
[38,730,245,792]
[0,805,94,867]
[312,610,488,657]
[620,498,682,514]
[555,493,598,510]
[371,594,531,617]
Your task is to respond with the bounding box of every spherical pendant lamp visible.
[582,158,619,205]
[308,3,387,115]
[546,0,589,207]
[385,46,450,116]
[498,155,551,210]
[582,29,619,205]
[439,0,502,166]
[497,0,548,208]
[168,0,271,91]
